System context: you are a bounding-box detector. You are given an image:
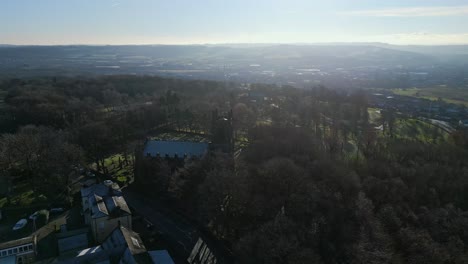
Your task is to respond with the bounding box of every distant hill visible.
[0,43,463,79]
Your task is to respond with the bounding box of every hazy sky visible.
[1,0,468,45]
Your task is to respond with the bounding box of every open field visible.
[395,118,448,143]
[392,86,468,106]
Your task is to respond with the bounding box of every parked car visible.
[12,219,27,231]
[50,208,64,213]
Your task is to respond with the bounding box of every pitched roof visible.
[81,183,121,198]
[0,236,34,250]
[88,193,131,219]
[143,141,209,159]
[148,250,175,264]
[57,228,89,253]
[120,226,147,256]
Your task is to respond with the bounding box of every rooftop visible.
[88,194,131,219]
[80,182,121,198]
[120,226,147,256]
[0,236,34,250]
[148,250,175,264]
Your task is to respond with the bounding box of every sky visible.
[1,0,468,45]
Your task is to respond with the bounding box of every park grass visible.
[10,190,36,206]
[102,154,134,184]
[256,119,272,126]
[394,118,447,143]
[392,86,468,107]
[0,197,6,208]
[368,108,381,124]
[235,134,249,149]
[149,131,209,142]
[1,181,49,209]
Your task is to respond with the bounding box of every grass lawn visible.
[368,108,381,124]
[149,131,209,142]
[235,134,249,149]
[0,197,6,208]
[394,118,447,143]
[100,154,134,184]
[7,183,48,208]
[392,86,468,107]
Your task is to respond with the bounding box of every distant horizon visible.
[2,42,468,47]
[2,1,468,46]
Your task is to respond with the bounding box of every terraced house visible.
[81,181,132,243]
[0,236,36,264]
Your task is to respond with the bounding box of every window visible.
[19,247,23,252]
[1,250,6,256]
[28,245,33,250]
[18,256,23,264]
[13,248,17,253]
[8,249,12,255]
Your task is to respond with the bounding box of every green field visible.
[392,86,468,106]
[394,118,447,143]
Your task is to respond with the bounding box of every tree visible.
[0,125,83,200]
[77,121,114,173]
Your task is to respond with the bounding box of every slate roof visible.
[81,183,121,198]
[88,194,131,219]
[148,250,175,264]
[120,226,147,256]
[57,228,89,253]
[0,236,34,250]
[143,141,209,159]
[82,182,130,219]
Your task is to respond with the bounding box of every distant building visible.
[0,236,37,264]
[80,182,132,243]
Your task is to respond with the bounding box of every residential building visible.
[55,226,174,264]
[80,182,132,243]
[0,236,37,264]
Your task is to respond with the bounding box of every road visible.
[420,117,455,133]
[123,189,199,258]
